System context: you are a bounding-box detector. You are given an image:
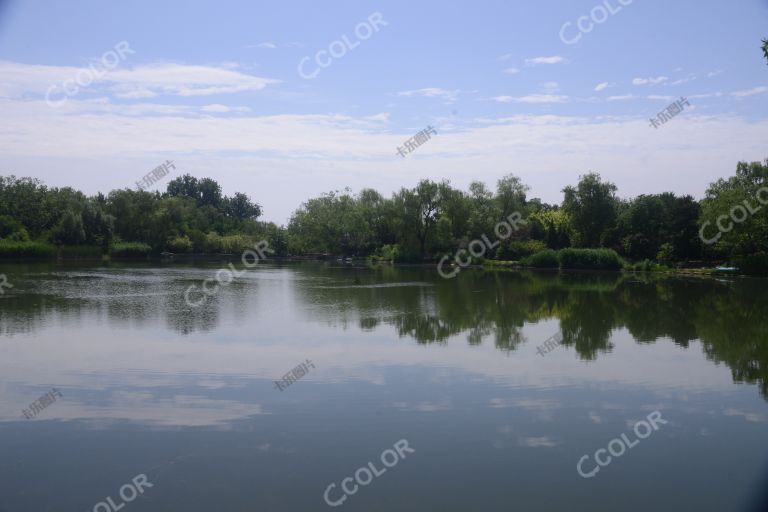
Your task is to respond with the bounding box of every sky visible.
[0,0,767,223]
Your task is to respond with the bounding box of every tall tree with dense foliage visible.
[700,160,768,257]
[561,173,619,247]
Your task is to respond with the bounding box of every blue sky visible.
[0,0,767,222]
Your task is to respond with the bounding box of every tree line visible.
[0,159,767,267]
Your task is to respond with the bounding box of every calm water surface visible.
[1,262,767,511]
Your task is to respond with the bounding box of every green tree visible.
[561,173,618,247]
[52,210,86,245]
[495,174,529,220]
[700,160,768,257]
[225,192,262,221]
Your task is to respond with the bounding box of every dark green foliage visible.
[0,241,57,258]
[562,173,618,247]
[558,248,622,270]
[523,249,560,268]
[111,242,153,258]
[51,210,86,245]
[0,158,767,267]
[732,253,768,276]
[58,245,103,259]
[0,215,25,239]
[496,240,547,261]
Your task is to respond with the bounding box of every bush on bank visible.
[523,249,560,268]
[0,240,57,258]
[558,248,623,271]
[111,242,152,258]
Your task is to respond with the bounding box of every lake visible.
[1,261,767,511]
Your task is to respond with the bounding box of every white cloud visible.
[364,112,390,122]
[518,437,559,448]
[107,63,279,97]
[671,76,695,85]
[2,93,768,225]
[647,95,674,101]
[525,56,566,65]
[253,42,277,49]
[731,86,768,98]
[397,87,460,102]
[594,82,613,92]
[497,53,514,62]
[689,92,723,99]
[542,81,559,92]
[503,67,520,75]
[707,69,724,78]
[493,94,567,104]
[0,60,279,99]
[632,76,669,86]
[201,104,251,113]
[607,94,635,101]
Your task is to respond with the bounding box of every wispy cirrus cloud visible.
[493,94,567,104]
[608,94,635,101]
[594,82,613,92]
[201,104,251,113]
[525,56,566,66]
[397,87,460,102]
[731,86,768,97]
[632,76,669,86]
[503,67,520,75]
[647,95,674,101]
[671,75,695,85]
[0,60,279,99]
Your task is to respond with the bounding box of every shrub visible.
[203,232,224,253]
[496,239,547,261]
[7,227,30,242]
[372,244,399,262]
[732,253,768,276]
[558,248,622,271]
[523,249,560,268]
[656,243,674,265]
[166,235,193,253]
[220,234,252,253]
[0,215,26,239]
[0,240,57,258]
[111,242,152,258]
[632,259,653,272]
